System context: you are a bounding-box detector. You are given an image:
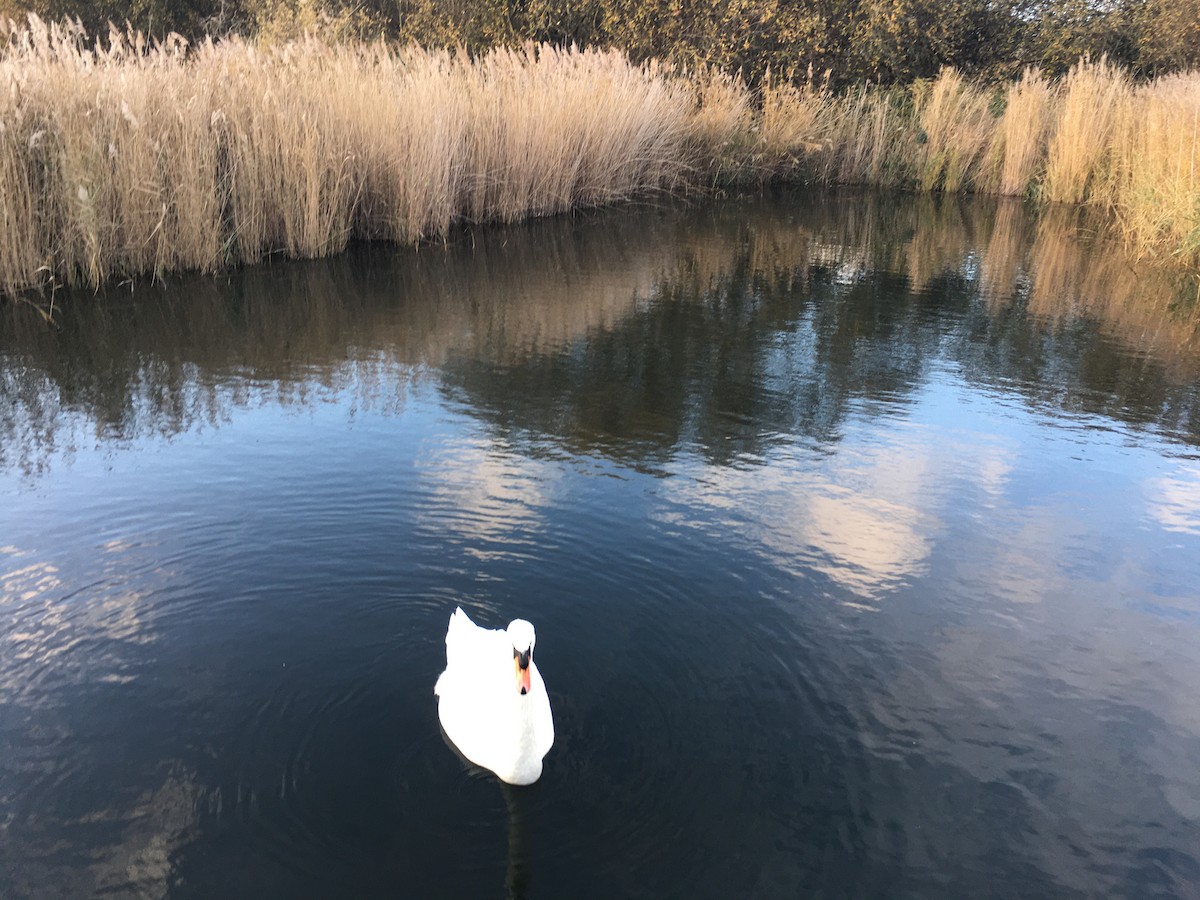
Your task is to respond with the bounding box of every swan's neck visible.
[505,694,538,745]
[497,684,545,784]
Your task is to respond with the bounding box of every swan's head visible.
[507,619,536,696]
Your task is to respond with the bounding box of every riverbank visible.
[1,17,1198,299]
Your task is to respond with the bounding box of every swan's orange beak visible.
[514,649,532,695]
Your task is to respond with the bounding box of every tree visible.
[1022,0,1137,76]
[1134,0,1200,75]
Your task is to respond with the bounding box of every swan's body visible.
[435,607,554,785]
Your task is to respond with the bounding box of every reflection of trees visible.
[2,192,1198,474]
[0,209,681,474]
[441,255,958,467]
[443,193,1200,462]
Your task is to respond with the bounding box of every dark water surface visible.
[3,193,1200,899]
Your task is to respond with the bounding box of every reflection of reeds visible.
[1026,209,1200,371]
[979,197,1030,301]
[903,195,982,292]
[1026,206,1090,315]
[3,194,1198,474]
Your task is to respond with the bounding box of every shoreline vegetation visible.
[0,16,1198,301]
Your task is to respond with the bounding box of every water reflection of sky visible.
[659,368,1200,616]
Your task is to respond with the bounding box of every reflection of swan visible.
[432,727,536,899]
[435,607,554,785]
[502,782,531,900]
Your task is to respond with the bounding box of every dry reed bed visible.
[0,18,707,296]
[1,16,1199,298]
[756,59,1200,265]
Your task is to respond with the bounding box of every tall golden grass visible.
[756,60,1200,266]
[1,15,1198,298]
[991,69,1054,196]
[0,17,718,297]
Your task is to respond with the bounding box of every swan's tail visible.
[438,606,485,687]
[446,606,474,645]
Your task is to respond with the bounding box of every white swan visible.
[435,607,554,785]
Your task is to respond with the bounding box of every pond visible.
[2,191,1199,899]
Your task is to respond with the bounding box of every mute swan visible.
[435,607,554,785]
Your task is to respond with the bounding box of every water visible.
[2,192,1199,899]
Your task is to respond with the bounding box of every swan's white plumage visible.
[435,607,554,785]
